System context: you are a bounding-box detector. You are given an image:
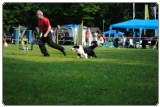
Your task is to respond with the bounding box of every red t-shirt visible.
[85,29,91,38]
[38,17,51,32]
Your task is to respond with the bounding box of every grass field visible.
[3,44,158,105]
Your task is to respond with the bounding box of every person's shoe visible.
[62,48,67,56]
[44,54,50,57]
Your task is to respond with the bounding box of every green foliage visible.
[3,3,157,34]
[3,3,39,33]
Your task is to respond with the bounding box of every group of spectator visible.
[110,31,136,48]
[5,24,157,49]
[109,31,158,49]
[54,26,105,46]
[85,28,104,46]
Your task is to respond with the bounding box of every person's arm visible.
[44,26,51,37]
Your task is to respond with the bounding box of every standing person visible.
[61,29,66,44]
[114,30,119,39]
[85,28,91,46]
[37,10,66,56]
[122,35,126,47]
[93,32,98,41]
[97,34,104,46]
[113,30,120,48]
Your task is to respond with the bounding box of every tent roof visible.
[61,24,87,29]
[62,24,78,29]
[110,19,158,29]
[103,30,124,36]
[90,27,100,32]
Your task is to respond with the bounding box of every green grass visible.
[3,44,158,105]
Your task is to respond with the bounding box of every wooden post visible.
[153,38,158,49]
[56,29,59,44]
[17,25,20,50]
[78,20,83,45]
[81,20,83,45]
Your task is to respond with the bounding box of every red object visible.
[85,29,91,38]
[38,17,51,32]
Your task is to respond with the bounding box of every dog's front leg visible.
[92,51,97,58]
[77,56,80,58]
[77,54,81,58]
[82,53,88,59]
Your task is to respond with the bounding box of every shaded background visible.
[3,3,158,34]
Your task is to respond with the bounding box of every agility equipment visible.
[56,27,74,45]
[56,28,59,44]
[55,21,85,45]
[153,38,158,49]
[13,25,33,51]
[78,20,83,45]
[144,4,150,35]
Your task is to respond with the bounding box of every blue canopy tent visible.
[110,19,158,29]
[57,24,87,44]
[61,24,79,38]
[103,30,124,36]
[62,24,78,29]
[109,19,158,37]
[109,19,158,44]
[53,24,79,44]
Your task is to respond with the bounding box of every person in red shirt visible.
[37,10,66,56]
[85,28,91,46]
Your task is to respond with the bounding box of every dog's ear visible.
[73,45,79,49]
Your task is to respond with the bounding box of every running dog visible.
[71,41,98,59]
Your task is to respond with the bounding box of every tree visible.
[3,3,157,34]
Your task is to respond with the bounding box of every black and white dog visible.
[71,41,98,59]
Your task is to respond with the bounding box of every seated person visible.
[118,36,123,47]
[125,37,130,48]
[97,35,104,46]
[113,38,119,48]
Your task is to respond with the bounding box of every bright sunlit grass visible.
[3,44,158,105]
